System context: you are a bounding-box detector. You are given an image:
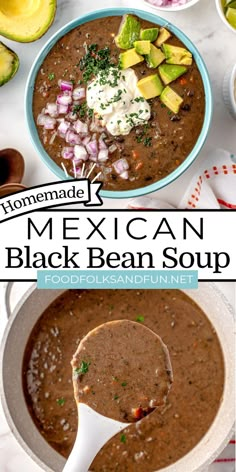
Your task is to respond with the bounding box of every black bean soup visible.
[33,16,205,190]
[23,289,224,471]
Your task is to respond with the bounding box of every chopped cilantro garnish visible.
[56,397,65,406]
[72,102,90,119]
[48,73,55,81]
[75,360,90,375]
[136,315,145,323]
[144,137,152,147]
[120,434,127,444]
[114,394,119,400]
[121,381,127,387]
[79,45,114,83]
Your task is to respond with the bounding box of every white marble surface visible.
[0,0,235,208]
[0,0,235,470]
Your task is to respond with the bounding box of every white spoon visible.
[63,320,172,472]
[63,402,129,472]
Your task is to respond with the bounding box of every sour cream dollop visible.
[87,67,151,136]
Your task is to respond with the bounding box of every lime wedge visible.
[226,6,236,27]
[225,0,236,5]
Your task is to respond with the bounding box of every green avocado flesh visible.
[160,86,183,114]
[158,64,187,85]
[0,0,57,42]
[119,48,144,69]
[146,44,165,68]
[162,44,193,66]
[0,41,19,86]
[140,28,159,41]
[138,74,164,99]
[115,14,141,49]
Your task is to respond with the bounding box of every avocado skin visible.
[0,41,19,87]
[159,64,187,85]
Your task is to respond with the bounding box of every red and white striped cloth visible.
[128,149,236,210]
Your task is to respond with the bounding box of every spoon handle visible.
[63,403,128,472]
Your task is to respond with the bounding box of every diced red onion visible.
[66,130,81,145]
[73,119,88,134]
[49,131,57,145]
[57,93,72,106]
[82,136,91,146]
[73,87,86,100]
[37,113,47,126]
[74,145,88,161]
[89,155,98,162]
[42,116,57,130]
[98,149,109,162]
[61,147,74,159]
[108,144,117,154]
[98,138,107,150]
[113,158,129,175]
[58,79,73,92]
[120,171,129,180]
[86,140,98,156]
[58,120,70,135]
[90,120,105,133]
[67,111,77,121]
[58,103,69,114]
[45,103,58,117]
[146,0,187,5]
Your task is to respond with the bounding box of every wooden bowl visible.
[0,148,24,186]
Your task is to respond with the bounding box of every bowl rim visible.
[229,63,236,111]
[25,7,213,199]
[142,0,200,12]
[215,0,236,33]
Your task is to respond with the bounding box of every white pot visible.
[0,283,235,472]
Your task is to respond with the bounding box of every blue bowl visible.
[25,7,213,200]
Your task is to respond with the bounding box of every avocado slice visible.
[158,64,187,85]
[0,0,56,43]
[162,44,192,66]
[155,27,171,47]
[137,74,164,99]
[115,15,141,50]
[119,49,144,69]
[160,86,183,114]
[0,42,19,87]
[146,44,165,68]
[134,40,151,55]
[140,28,159,41]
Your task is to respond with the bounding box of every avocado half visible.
[0,42,19,86]
[0,0,57,43]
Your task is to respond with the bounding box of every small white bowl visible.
[142,0,200,12]
[215,0,236,33]
[223,63,236,119]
